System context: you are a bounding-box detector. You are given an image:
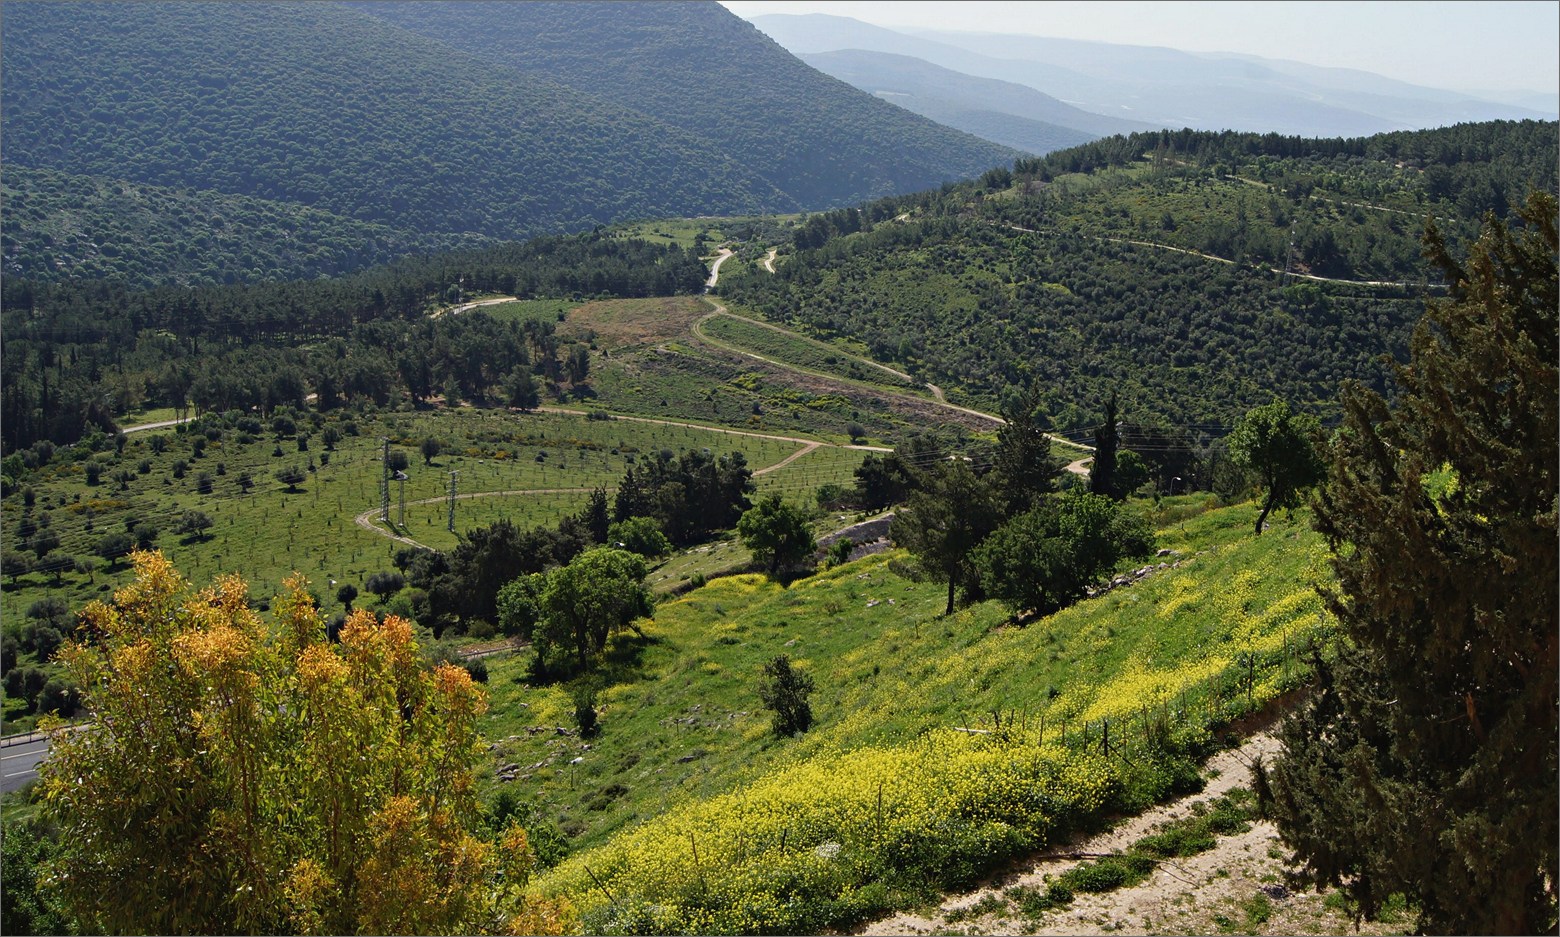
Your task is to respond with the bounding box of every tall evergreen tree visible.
[993,383,1062,515]
[1088,391,1120,500]
[579,486,611,544]
[891,461,1002,616]
[1259,192,1558,933]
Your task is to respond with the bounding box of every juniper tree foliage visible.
[993,382,1063,515]
[1259,192,1558,934]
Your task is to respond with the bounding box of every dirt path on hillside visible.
[997,221,1421,289]
[706,247,734,290]
[692,298,1014,427]
[859,728,1394,937]
[762,247,778,272]
[353,486,598,548]
[436,295,518,319]
[122,416,193,434]
[350,404,892,550]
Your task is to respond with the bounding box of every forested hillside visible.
[722,121,1558,432]
[0,167,494,289]
[0,3,780,238]
[0,2,1014,288]
[350,1,1019,208]
[1,233,708,451]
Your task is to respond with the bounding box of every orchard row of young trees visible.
[365,448,757,670]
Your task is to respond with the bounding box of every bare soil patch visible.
[567,296,708,352]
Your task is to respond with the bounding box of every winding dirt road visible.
[690,298,1092,463]
[705,247,734,290]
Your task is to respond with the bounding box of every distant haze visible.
[722,0,1559,99]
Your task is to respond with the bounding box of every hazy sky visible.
[720,1,1560,94]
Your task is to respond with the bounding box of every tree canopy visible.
[1259,192,1558,933]
[39,551,575,935]
[890,460,1002,616]
[536,547,655,673]
[737,496,817,577]
[1228,398,1326,535]
[973,491,1155,619]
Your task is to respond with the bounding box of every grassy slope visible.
[472,499,1332,931]
[2,291,980,729]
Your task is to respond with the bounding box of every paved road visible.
[1,735,51,793]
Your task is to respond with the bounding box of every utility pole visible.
[396,470,408,528]
[447,471,459,532]
[380,439,391,523]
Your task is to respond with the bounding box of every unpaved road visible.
[705,247,734,290]
[122,416,193,434]
[436,295,519,319]
[859,728,1386,937]
[691,297,1091,466]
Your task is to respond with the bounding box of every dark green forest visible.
[0,2,780,237]
[1,234,707,452]
[350,1,1018,209]
[720,121,1558,433]
[0,1,1013,289]
[1,167,494,289]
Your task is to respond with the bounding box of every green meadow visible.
[465,499,1332,932]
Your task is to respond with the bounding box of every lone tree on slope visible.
[1228,398,1325,535]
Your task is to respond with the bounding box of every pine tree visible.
[993,382,1062,515]
[1088,391,1120,500]
[1259,192,1557,933]
[892,460,1002,616]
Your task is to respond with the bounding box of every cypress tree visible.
[1089,391,1120,500]
[993,382,1062,515]
[1259,192,1558,933]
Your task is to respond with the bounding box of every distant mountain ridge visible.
[751,13,1555,140]
[798,49,1145,154]
[0,1,1016,287]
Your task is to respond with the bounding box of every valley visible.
[0,6,1553,930]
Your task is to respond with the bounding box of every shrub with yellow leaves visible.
[40,551,577,936]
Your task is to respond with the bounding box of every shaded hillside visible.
[350,1,1020,208]
[799,50,1102,155]
[0,167,494,289]
[0,3,782,243]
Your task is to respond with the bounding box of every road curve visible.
[705,248,734,290]
[436,295,519,319]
